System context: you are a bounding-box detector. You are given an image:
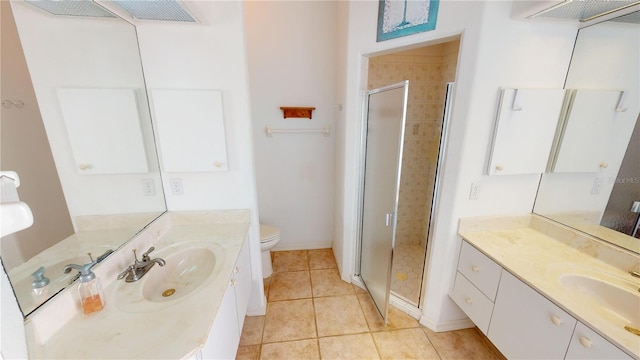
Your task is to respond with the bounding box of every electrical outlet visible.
[170,178,184,195]
[469,182,481,200]
[142,178,155,196]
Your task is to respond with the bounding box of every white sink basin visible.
[560,273,640,328]
[142,248,216,303]
[115,243,221,313]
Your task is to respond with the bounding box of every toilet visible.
[259,224,280,278]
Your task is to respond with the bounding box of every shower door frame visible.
[355,81,409,324]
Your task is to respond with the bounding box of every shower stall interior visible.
[359,40,460,313]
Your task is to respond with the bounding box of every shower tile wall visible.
[368,41,459,304]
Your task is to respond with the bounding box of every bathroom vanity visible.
[451,215,640,359]
[23,210,252,359]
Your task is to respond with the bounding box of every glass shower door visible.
[359,81,409,323]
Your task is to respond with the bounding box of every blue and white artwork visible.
[377,0,439,42]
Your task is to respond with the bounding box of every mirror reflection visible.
[0,0,166,317]
[535,10,640,253]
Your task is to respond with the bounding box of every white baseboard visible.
[419,315,475,332]
[272,241,333,252]
[389,293,422,320]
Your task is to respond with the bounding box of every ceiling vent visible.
[528,0,640,22]
[25,0,116,18]
[110,0,196,22]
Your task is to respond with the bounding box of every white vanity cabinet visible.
[451,241,502,334]
[488,270,577,359]
[198,237,252,359]
[451,240,633,360]
[566,322,632,360]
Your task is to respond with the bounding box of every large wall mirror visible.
[1,0,166,317]
[534,10,640,253]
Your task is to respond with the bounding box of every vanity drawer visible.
[451,271,494,335]
[566,322,632,360]
[457,241,502,301]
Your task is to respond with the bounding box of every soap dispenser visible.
[63,257,105,315]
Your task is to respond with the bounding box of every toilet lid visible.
[260,224,280,242]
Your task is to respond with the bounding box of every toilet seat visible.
[260,224,280,243]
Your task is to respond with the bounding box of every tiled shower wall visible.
[368,41,459,249]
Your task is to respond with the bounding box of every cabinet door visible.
[566,322,632,360]
[234,237,252,333]
[200,283,239,359]
[488,270,576,359]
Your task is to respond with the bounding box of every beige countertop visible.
[24,210,251,359]
[459,215,640,359]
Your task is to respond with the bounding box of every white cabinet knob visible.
[471,265,480,273]
[579,336,592,349]
[234,266,240,273]
[495,165,504,171]
[464,297,473,305]
[599,162,608,168]
[214,161,223,168]
[230,279,237,286]
[78,163,91,170]
[550,314,563,326]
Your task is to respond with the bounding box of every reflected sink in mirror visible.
[115,242,222,313]
[9,248,112,313]
[142,248,216,303]
[560,273,640,329]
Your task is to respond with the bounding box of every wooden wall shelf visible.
[280,106,316,119]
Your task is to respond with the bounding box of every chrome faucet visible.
[117,247,165,282]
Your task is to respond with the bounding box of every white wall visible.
[244,1,337,251]
[10,2,164,220]
[335,0,578,330]
[134,1,265,314]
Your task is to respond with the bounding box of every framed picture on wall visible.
[377,0,439,42]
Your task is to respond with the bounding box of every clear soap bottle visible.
[64,259,106,315]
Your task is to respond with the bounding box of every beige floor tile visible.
[310,269,355,297]
[239,316,265,346]
[262,299,316,343]
[260,339,319,360]
[353,283,368,294]
[423,327,506,360]
[308,248,338,270]
[272,250,309,272]
[268,271,312,301]
[314,295,369,337]
[236,345,260,360]
[263,276,271,296]
[318,333,380,360]
[372,328,440,360]
[357,294,419,332]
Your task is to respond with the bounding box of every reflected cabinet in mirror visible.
[535,10,640,254]
[0,0,166,317]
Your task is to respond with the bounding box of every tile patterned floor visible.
[390,242,427,305]
[236,249,506,360]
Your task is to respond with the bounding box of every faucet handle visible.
[141,247,155,261]
[117,265,135,280]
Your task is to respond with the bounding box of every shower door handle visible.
[385,213,394,227]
